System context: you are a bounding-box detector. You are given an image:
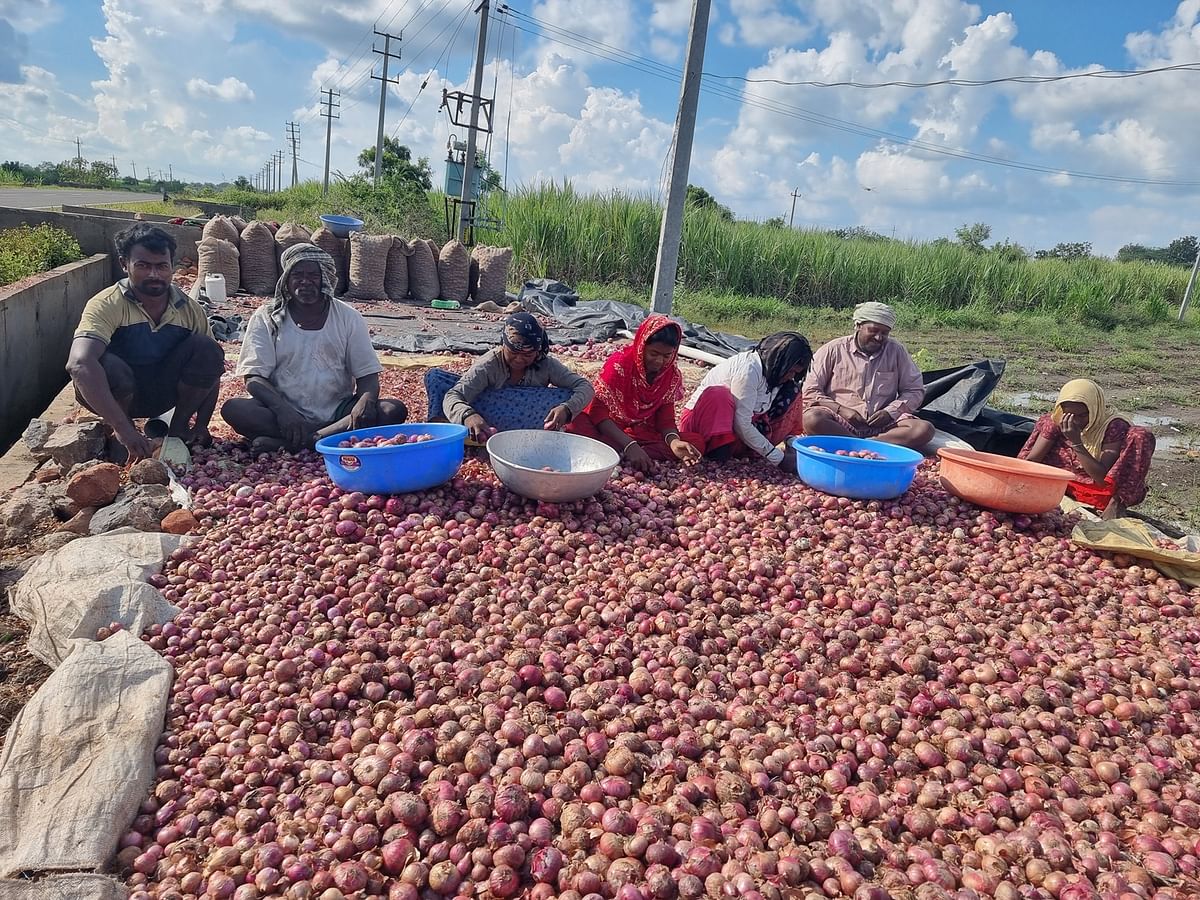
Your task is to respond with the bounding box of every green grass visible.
[251,179,441,238]
[0,170,24,187]
[475,182,1189,328]
[0,224,83,286]
[1109,349,1160,372]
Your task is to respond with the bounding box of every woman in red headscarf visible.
[566,314,703,472]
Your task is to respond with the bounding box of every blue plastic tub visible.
[790,435,924,500]
[315,423,467,494]
[318,214,365,238]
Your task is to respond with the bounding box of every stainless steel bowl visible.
[486,430,620,502]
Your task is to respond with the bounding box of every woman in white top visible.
[680,332,812,469]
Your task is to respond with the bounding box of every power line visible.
[709,60,1200,89]
[503,8,1200,188]
[389,0,477,141]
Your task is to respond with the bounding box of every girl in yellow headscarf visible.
[1019,379,1156,517]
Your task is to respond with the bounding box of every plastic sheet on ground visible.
[0,874,128,900]
[11,530,184,667]
[1071,517,1200,587]
[517,280,757,359]
[0,632,171,878]
[916,360,1035,456]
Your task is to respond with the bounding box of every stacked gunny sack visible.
[191,215,513,304]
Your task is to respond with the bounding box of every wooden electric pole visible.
[650,0,712,315]
[371,30,403,186]
[320,89,341,196]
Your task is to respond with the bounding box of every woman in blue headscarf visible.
[438,312,594,442]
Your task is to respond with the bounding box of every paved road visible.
[0,187,163,209]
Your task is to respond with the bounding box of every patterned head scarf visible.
[500,311,550,359]
[268,243,337,334]
[591,314,685,428]
[853,301,897,329]
[1053,378,1121,457]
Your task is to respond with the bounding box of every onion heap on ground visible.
[122,447,1200,900]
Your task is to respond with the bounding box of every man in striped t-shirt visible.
[67,224,224,462]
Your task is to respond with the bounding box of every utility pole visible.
[168,163,173,182]
[131,161,137,180]
[789,189,801,228]
[75,137,82,168]
[276,150,284,193]
[1180,245,1200,322]
[287,122,300,187]
[457,0,491,242]
[265,158,273,194]
[371,29,403,186]
[650,0,712,315]
[111,156,118,175]
[320,88,341,196]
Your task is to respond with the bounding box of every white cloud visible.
[186,76,256,102]
[728,0,809,47]
[650,0,692,32]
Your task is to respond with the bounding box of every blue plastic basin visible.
[790,435,924,500]
[319,214,365,238]
[315,423,467,494]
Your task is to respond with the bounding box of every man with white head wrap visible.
[801,301,933,450]
[222,243,408,452]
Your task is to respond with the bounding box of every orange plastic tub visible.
[936,448,1075,515]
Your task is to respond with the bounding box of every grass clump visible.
[0,224,83,286]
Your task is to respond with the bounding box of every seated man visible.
[67,223,224,462]
[222,243,407,453]
[802,301,933,450]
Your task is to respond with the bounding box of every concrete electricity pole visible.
[1180,245,1200,321]
[168,163,173,182]
[650,0,712,315]
[287,122,300,187]
[371,30,403,186]
[320,89,341,196]
[75,138,83,168]
[266,158,274,194]
[275,150,284,193]
[131,161,137,180]
[457,0,491,243]
[789,189,801,228]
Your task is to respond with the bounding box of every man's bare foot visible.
[187,427,214,449]
[250,436,286,455]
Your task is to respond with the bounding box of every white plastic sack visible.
[0,632,171,878]
[11,530,183,667]
[0,874,128,899]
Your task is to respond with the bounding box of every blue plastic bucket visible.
[790,435,923,500]
[315,423,467,494]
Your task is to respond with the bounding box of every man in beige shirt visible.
[801,302,933,450]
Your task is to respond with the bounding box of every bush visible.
[0,224,84,286]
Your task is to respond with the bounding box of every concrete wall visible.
[60,205,178,224]
[0,254,110,450]
[0,207,204,276]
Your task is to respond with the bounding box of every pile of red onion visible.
[121,444,1200,900]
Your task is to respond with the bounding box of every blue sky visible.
[4,0,1199,255]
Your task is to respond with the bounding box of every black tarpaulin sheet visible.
[517,281,757,359]
[916,359,1034,457]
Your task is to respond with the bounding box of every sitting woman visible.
[441,312,594,441]
[679,331,813,471]
[565,314,703,472]
[1019,378,1155,518]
